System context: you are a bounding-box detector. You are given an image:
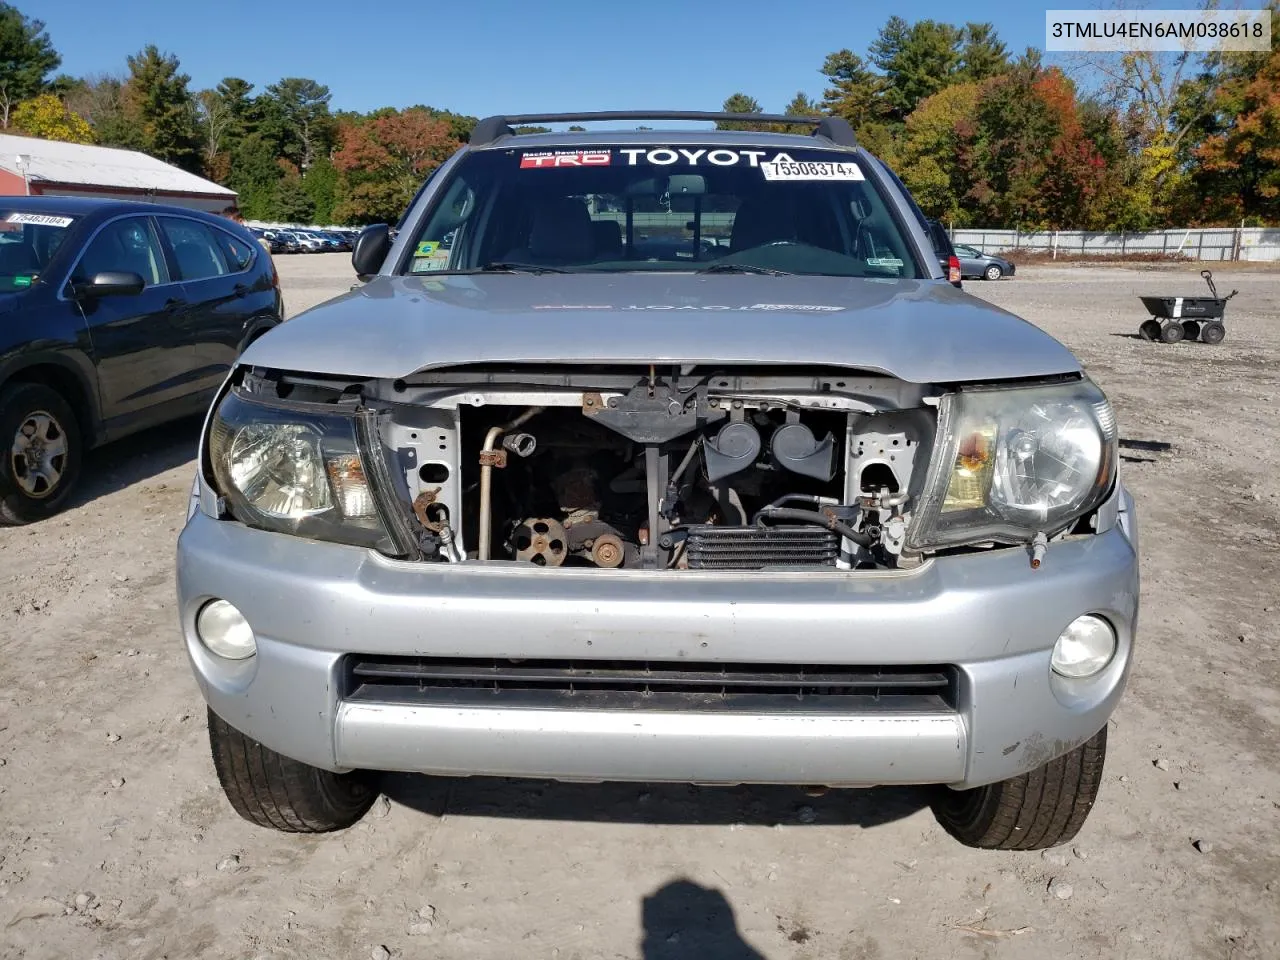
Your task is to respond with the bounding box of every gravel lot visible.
[2,254,1278,960]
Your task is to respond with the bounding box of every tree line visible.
[0,2,474,223]
[721,8,1279,229]
[0,3,1275,228]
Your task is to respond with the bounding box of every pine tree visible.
[0,3,61,127]
[123,46,201,170]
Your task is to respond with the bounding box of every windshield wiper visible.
[697,263,793,276]
[477,261,569,274]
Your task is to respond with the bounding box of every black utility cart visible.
[1138,269,1238,344]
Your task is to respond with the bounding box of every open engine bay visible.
[290,364,940,571]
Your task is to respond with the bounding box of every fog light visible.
[1051,615,1115,678]
[196,599,257,660]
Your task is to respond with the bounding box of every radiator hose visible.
[754,507,873,548]
[478,406,543,560]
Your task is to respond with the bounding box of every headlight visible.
[909,380,1116,551]
[206,388,415,555]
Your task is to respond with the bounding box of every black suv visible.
[0,198,283,523]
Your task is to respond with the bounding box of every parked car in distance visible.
[269,231,296,254]
[924,220,962,288]
[180,112,1137,852]
[292,231,327,253]
[954,243,1015,281]
[249,228,281,255]
[0,197,283,523]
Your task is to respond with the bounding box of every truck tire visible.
[0,382,84,525]
[207,708,377,832]
[930,725,1107,850]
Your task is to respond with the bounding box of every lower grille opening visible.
[343,657,958,713]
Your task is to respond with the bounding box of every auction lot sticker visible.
[6,212,73,227]
[761,160,863,181]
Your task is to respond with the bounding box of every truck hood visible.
[243,273,1079,384]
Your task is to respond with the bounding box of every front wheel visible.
[208,708,378,832]
[0,382,84,525]
[1201,321,1226,345]
[930,725,1107,850]
[983,264,1003,281]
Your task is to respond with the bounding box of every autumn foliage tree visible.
[1191,37,1280,224]
[333,108,461,223]
[12,92,92,143]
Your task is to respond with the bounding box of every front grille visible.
[685,525,840,570]
[344,656,957,713]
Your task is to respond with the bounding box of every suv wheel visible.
[208,708,378,832]
[930,725,1107,850]
[0,382,83,525]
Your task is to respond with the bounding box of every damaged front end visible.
[202,362,1116,573]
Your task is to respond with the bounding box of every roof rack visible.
[468,112,857,149]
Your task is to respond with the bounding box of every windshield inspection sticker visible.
[520,150,612,169]
[413,240,450,271]
[6,212,73,227]
[761,160,863,181]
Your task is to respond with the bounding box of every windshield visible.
[402,144,922,279]
[0,212,75,292]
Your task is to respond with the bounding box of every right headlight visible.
[908,379,1116,551]
[205,387,416,555]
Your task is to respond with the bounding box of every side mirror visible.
[74,271,145,299]
[351,224,391,280]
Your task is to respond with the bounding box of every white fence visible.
[951,227,1280,262]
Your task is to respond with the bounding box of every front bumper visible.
[177,486,1138,789]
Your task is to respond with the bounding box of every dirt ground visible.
[2,255,1278,960]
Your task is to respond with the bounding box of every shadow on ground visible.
[640,879,767,960]
[383,774,930,829]
[64,415,203,510]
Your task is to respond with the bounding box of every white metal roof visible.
[0,134,235,197]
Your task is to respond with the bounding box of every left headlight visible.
[909,379,1116,551]
[206,388,414,555]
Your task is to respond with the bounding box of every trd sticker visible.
[865,257,904,267]
[6,212,73,227]
[520,150,612,169]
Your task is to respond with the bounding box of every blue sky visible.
[28,0,1214,117]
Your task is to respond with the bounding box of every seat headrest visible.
[528,197,594,262]
[591,219,623,257]
[730,198,797,253]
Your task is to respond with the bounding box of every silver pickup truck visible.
[176,112,1138,850]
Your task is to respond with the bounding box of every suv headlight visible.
[206,389,415,555]
[909,380,1116,551]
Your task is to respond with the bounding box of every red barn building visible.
[0,134,237,213]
